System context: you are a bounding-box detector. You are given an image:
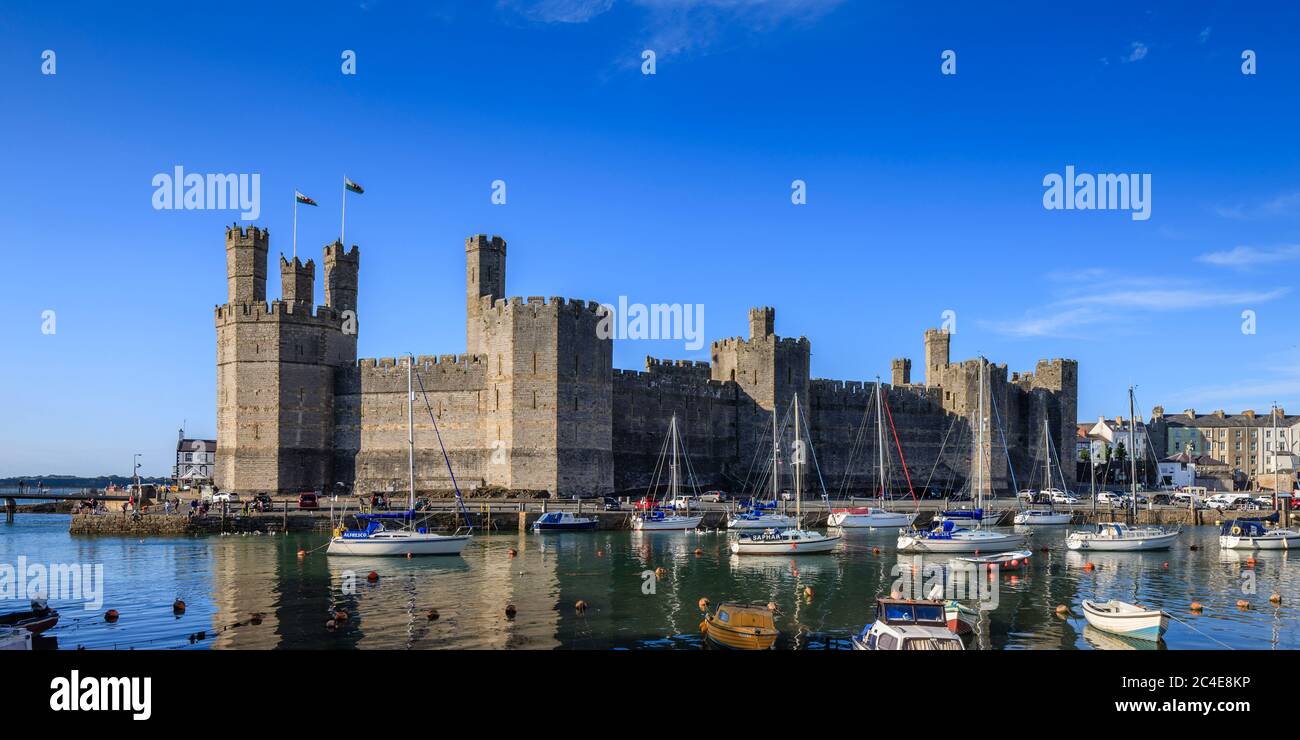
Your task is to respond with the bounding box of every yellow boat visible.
[700,602,779,650]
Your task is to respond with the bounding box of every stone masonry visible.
[215,226,1077,498]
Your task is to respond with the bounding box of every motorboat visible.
[700,602,778,650]
[828,507,915,528]
[532,511,598,531]
[1066,522,1179,551]
[1081,599,1168,642]
[727,508,797,530]
[1013,509,1071,525]
[852,598,965,651]
[897,521,1026,554]
[952,549,1033,570]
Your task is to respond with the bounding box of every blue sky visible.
[2,0,1298,476]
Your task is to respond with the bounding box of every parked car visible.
[1017,489,1037,503]
[602,496,621,511]
[252,493,274,511]
[1206,493,1252,510]
[634,497,658,511]
[1045,489,1080,505]
[298,492,320,510]
[1096,491,1125,506]
[667,495,697,511]
[210,490,240,504]
[699,490,727,503]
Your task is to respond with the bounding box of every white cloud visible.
[1198,26,1211,44]
[1197,244,1300,269]
[1123,41,1148,62]
[1214,191,1300,220]
[503,0,615,23]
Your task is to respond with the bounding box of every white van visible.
[1171,486,1208,507]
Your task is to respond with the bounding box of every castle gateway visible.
[215,226,1078,498]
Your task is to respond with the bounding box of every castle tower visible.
[891,358,911,386]
[226,224,268,304]
[216,228,355,495]
[466,235,507,354]
[748,306,775,340]
[279,254,315,306]
[323,241,359,313]
[924,328,950,386]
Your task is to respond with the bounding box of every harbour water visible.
[3,514,1297,650]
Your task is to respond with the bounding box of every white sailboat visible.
[327,355,473,556]
[732,395,841,555]
[1013,417,1072,525]
[633,414,705,531]
[898,358,1026,554]
[727,410,797,531]
[828,378,917,529]
[1066,387,1178,552]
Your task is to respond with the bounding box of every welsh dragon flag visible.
[345,177,364,194]
[295,191,318,206]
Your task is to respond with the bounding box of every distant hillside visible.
[0,475,170,489]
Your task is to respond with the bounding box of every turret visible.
[924,328,950,386]
[466,234,507,353]
[225,224,268,305]
[323,241,359,313]
[891,357,912,386]
[748,306,775,340]
[279,254,315,306]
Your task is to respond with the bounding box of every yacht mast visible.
[794,395,803,524]
[670,414,679,500]
[407,354,416,514]
[1129,386,1138,524]
[876,377,886,508]
[976,358,985,513]
[771,410,779,502]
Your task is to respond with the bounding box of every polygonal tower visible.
[466,234,506,354]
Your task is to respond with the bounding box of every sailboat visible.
[731,395,842,555]
[633,414,705,531]
[327,355,474,556]
[1013,417,1072,525]
[828,378,918,529]
[897,358,1026,554]
[726,410,797,531]
[1066,387,1179,552]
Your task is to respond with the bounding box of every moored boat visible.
[1066,522,1178,551]
[532,511,598,531]
[0,598,60,634]
[1219,514,1300,550]
[1012,418,1074,526]
[700,602,778,650]
[632,414,707,532]
[952,548,1033,569]
[1013,509,1071,525]
[828,378,920,529]
[0,627,32,650]
[1081,599,1168,642]
[828,507,915,528]
[852,598,965,651]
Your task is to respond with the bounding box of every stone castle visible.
[215,226,1078,497]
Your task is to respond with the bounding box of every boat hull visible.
[730,533,841,555]
[1081,600,1169,642]
[727,515,796,530]
[532,521,598,531]
[1013,511,1071,525]
[0,628,32,651]
[632,514,704,531]
[897,531,1026,554]
[1219,532,1300,550]
[828,510,915,528]
[700,606,778,650]
[326,534,472,556]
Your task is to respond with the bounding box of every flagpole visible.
[341,175,347,245]
[292,194,298,259]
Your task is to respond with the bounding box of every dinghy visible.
[1081,599,1168,642]
[952,548,1033,569]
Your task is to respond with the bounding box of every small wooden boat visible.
[700,602,778,650]
[0,600,60,634]
[1081,599,1168,642]
[944,600,979,635]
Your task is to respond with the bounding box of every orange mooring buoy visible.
[427,609,440,620]
[803,586,814,600]
[694,547,703,556]
[575,600,588,614]
[405,552,413,559]
[596,549,605,557]
[1237,599,1251,610]
[1246,557,1257,568]
[505,604,517,618]
[767,601,778,612]
[104,609,120,622]
[172,599,186,614]
[698,597,710,612]
[1270,593,1282,604]
[1055,604,1068,615]
[325,619,337,630]
[297,549,306,558]
[1083,562,1095,571]
[1190,601,1204,612]
[654,566,666,580]
[334,610,349,621]
[872,546,882,555]
[367,571,379,583]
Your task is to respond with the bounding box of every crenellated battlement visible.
[482,294,607,319]
[225,223,268,246]
[322,241,360,263]
[465,234,506,253]
[214,300,344,327]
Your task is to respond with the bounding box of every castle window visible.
[532,353,537,375]
[532,391,537,410]
[495,387,500,411]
